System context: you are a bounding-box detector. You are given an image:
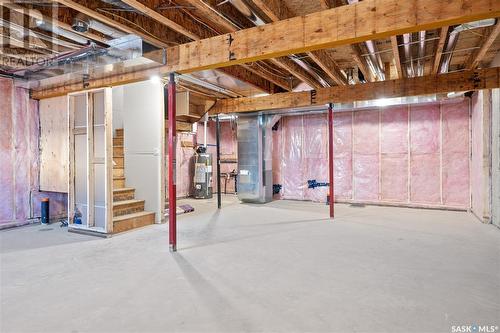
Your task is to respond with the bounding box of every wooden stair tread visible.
[113,211,154,222]
[113,187,134,193]
[113,199,144,207]
[113,176,125,180]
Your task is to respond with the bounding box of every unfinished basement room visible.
[1,0,500,332]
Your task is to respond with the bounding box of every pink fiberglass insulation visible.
[380,106,408,201]
[353,110,380,201]
[273,99,470,209]
[304,114,329,202]
[0,78,67,225]
[281,116,305,200]
[272,126,283,199]
[333,112,353,199]
[471,92,485,218]
[410,104,441,204]
[442,100,469,207]
[0,78,15,222]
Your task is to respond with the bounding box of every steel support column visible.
[216,115,221,209]
[328,103,334,219]
[167,73,177,251]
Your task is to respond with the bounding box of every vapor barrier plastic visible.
[273,99,470,209]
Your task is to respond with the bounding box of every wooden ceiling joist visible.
[432,26,450,74]
[251,0,347,85]
[2,2,109,45]
[183,0,325,88]
[119,0,199,40]
[55,0,171,47]
[390,36,403,79]
[210,67,500,114]
[466,21,500,70]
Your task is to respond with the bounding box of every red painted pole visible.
[168,73,177,251]
[328,103,334,219]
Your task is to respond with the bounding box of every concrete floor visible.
[1,195,499,333]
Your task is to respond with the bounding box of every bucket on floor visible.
[41,198,49,224]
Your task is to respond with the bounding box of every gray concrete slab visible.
[1,196,499,333]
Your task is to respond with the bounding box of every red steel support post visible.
[328,103,334,219]
[168,73,177,251]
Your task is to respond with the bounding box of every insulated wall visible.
[0,77,67,226]
[273,99,470,209]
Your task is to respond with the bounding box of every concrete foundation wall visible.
[0,77,67,227]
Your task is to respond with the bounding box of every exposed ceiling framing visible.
[0,0,498,108]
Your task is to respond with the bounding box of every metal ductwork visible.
[72,13,125,39]
[402,33,414,77]
[439,19,496,74]
[417,31,426,77]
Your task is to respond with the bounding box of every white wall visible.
[112,85,124,134]
[116,80,164,223]
[492,89,500,227]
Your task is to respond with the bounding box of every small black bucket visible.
[41,198,49,224]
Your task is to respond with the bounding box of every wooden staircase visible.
[112,128,155,233]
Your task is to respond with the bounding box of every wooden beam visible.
[210,67,500,114]
[160,0,500,74]
[466,22,500,70]
[31,0,500,97]
[432,26,449,74]
[390,36,403,79]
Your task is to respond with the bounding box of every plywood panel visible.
[39,96,69,193]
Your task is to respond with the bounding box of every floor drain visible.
[349,203,366,208]
[39,228,53,232]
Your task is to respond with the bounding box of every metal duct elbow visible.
[440,19,497,74]
[72,13,125,39]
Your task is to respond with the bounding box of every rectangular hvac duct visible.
[236,115,276,203]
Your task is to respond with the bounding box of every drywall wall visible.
[0,77,67,227]
[39,96,68,193]
[471,91,492,222]
[273,99,471,209]
[119,81,164,223]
